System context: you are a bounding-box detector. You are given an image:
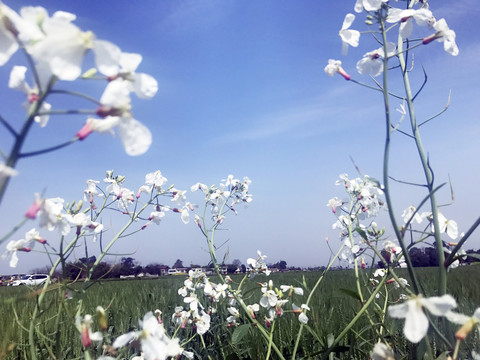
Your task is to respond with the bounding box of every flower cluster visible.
[0,3,157,155]
[328,174,384,265]
[325,0,458,79]
[191,175,252,228]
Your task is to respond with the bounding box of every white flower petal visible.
[404,300,429,343]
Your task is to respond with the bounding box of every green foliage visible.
[1,267,479,359]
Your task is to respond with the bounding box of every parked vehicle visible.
[11,274,49,286]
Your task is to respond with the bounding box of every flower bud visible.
[96,306,108,331]
[455,318,478,341]
[82,68,97,78]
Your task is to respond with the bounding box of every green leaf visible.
[355,227,368,241]
[231,324,251,344]
[338,288,362,301]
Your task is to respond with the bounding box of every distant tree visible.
[232,259,242,268]
[173,259,184,268]
[226,264,237,274]
[272,260,287,270]
[63,261,85,280]
[144,263,167,275]
[91,262,112,279]
[120,257,137,275]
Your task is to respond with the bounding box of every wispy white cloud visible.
[435,0,479,22]
[219,86,380,144]
[159,0,234,35]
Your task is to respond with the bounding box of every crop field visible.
[1,266,479,359]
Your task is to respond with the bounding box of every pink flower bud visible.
[81,328,92,348]
[25,201,41,219]
[337,66,351,81]
[75,122,93,140]
[422,34,437,45]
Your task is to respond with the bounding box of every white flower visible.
[194,311,211,335]
[247,304,260,319]
[386,8,434,38]
[191,182,208,193]
[324,59,350,80]
[426,212,458,240]
[76,314,103,348]
[374,269,385,277]
[446,308,480,340]
[0,3,22,66]
[29,11,122,80]
[113,312,182,360]
[280,285,304,296]
[354,0,385,13]
[356,42,396,77]
[339,14,360,55]
[0,162,18,180]
[105,52,158,99]
[401,205,423,224]
[8,65,51,126]
[37,197,71,236]
[371,342,395,360]
[145,170,167,189]
[388,294,457,343]
[76,79,152,156]
[326,197,343,214]
[423,18,458,56]
[292,303,310,324]
[2,238,31,267]
[84,179,102,203]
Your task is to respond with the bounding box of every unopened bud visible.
[82,68,97,78]
[96,306,108,331]
[455,319,477,340]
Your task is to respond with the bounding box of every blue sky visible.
[1,0,479,274]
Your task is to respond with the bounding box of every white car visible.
[11,274,49,286]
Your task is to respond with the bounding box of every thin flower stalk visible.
[395,17,446,296]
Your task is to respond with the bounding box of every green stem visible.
[321,275,388,359]
[0,77,56,206]
[379,15,421,295]
[292,244,344,359]
[396,26,446,296]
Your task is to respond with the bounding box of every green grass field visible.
[1,265,479,359]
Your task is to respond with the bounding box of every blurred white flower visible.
[75,314,102,348]
[2,238,31,267]
[388,294,457,343]
[339,13,360,55]
[113,312,182,360]
[402,205,423,224]
[29,11,121,80]
[354,0,386,13]
[0,162,18,181]
[76,79,152,156]
[371,342,395,360]
[8,65,51,127]
[103,52,158,99]
[446,308,480,340]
